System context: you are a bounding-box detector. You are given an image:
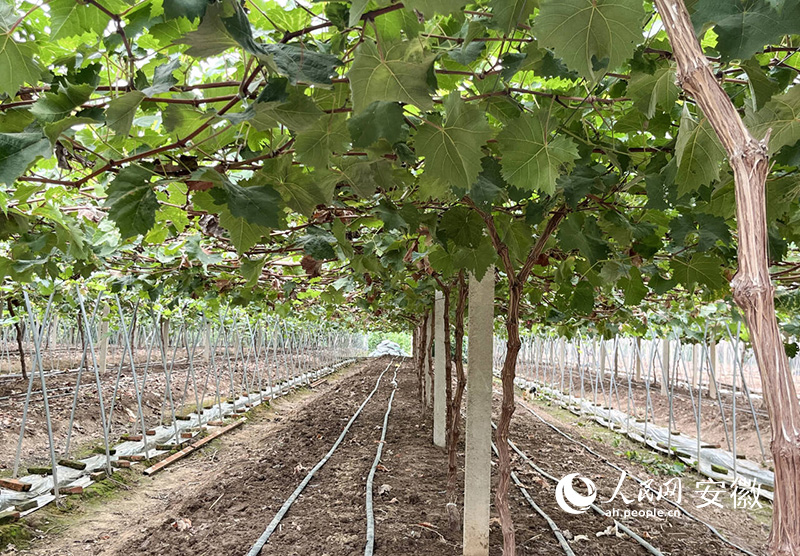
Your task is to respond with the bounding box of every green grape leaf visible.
[30,82,95,123]
[348,101,407,148]
[488,0,535,33]
[179,1,341,85]
[175,3,238,57]
[348,39,435,113]
[690,0,800,62]
[497,112,578,193]
[534,0,645,81]
[104,165,159,238]
[745,84,800,153]
[403,0,468,17]
[0,35,41,96]
[163,0,208,21]
[258,44,342,87]
[618,266,647,305]
[106,91,146,136]
[557,213,609,264]
[437,206,486,249]
[219,209,270,253]
[349,0,370,26]
[670,253,728,292]
[49,0,111,39]
[44,115,101,144]
[272,169,335,217]
[141,58,180,96]
[469,157,506,209]
[299,227,337,259]
[415,93,492,189]
[240,256,265,287]
[252,88,323,132]
[570,280,595,314]
[222,179,281,229]
[742,58,781,111]
[327,158,394,198]
[295,115,350,169]
[627,65,680,119]
[452,236,496,281]
[675,107,725,197]
[0,133,51,185]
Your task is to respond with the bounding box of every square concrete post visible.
[463,267,494,556]
[708,339,718,399]
[434,291,446,447]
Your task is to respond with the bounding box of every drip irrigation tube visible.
[490,440,576,556]
[364,363,399,556]
[495,423,664,556]
[518,401,759,556]
[246,358,396,556]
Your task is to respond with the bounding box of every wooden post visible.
[463,267,493,556]
[434,291,446,448]
[654,1,800,552]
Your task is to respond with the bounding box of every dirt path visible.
[6,357,771,556]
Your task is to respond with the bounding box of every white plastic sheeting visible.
[369,340,407,357]
[503,371,775,501]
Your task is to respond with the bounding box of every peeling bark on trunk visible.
[447,272,469,533]
[7,300,26,381]
[495,278,522,553]
[655,1,800,553]
[467,195,566,556]
[418,314,429,408]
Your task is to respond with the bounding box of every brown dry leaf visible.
[300,255,323,278]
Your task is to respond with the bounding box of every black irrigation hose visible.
[364,363,399,556]
[246,358,396,556]
[518,401,760,556]
[490,440,576,556]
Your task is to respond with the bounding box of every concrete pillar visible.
[98,304,110,374]
[463,267,493,556]
[708,340,718,399]
[661,338,670,395]
[434,291,446,448]
[599,339,606,376]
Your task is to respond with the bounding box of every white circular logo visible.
[555,473,597,514]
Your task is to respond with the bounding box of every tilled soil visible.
[505,398,769,555]
[15,357,770,556]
